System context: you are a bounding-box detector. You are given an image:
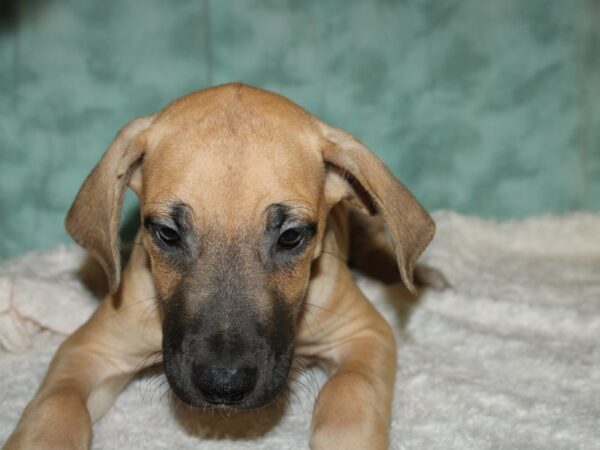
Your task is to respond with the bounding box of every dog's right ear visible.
[66,116,154,294]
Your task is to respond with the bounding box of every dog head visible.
[66,83,434,409]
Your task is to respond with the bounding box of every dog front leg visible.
[302,269,397,450]
[310,326,397,450]
[5,249,161,450]
[5,296,161,450]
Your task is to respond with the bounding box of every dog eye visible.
[278,228,303,249]
[155,225,180,246]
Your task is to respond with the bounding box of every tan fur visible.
[5,83,435,450]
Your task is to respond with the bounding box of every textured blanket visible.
[1,211,599,449]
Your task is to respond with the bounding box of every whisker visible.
[136,354,165,402]
[319,250,346,264]
[276,356,321,408]
[157,378,172,402]
[134,350,163,374]
[304,302,342,317]
[109,295,159,319]
[141,302,162,333]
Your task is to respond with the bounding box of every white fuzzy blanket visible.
[1,211,599,449]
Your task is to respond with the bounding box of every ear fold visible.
[318,121,435,293]
[65,116,154,294]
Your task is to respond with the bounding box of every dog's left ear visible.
[318,121,435,293]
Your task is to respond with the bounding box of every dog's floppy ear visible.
[66,116,154,294]
[318,121,435,293]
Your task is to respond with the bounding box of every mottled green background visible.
[1,0,599,260]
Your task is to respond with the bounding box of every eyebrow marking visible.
[144,201,194,227]
[266,203,317,231]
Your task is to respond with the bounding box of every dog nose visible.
[192,364,257,404]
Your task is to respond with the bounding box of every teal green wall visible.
[1,0,599,260]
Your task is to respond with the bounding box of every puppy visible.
[5,83,435,450]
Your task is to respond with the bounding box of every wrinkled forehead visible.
[139,87,326,227]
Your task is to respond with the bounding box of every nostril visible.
[192,365,257,404]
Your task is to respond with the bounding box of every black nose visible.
[192,364,257,404]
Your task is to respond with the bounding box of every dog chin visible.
[167,381,286,411]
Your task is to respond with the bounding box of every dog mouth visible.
[162,345,294,410]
